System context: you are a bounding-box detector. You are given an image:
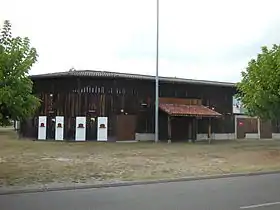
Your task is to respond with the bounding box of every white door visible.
[97,117,108,141]
[75,116,86,141]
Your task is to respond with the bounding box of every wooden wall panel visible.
[236,117,258,139]
[23,77,236,139]
[260,120,272,139]
[159,97,202,105]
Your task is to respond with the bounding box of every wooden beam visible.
[168,116,172,143]
[193,117,197,142]
[208,117,212,144]
[188,120,192,141]
[159,97,202,105]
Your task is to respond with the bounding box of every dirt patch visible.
[1,129,280,187]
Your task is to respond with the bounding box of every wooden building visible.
[20,70,245,141]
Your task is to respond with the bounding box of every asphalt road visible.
[1,173,280,210]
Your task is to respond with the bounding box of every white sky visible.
[1,0,280,82]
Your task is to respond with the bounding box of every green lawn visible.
[1,127,280,188]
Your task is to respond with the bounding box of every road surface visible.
[1,173,280,210]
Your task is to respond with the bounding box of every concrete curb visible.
[1,170,280,195]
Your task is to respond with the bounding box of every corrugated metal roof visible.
[30,69,236,87]
[159,103,222,117]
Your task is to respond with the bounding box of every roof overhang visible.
[29,70,236,87]
[159,103,222,118]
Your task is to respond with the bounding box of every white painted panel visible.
[272,133,280,139]
[55,116,64,141]
[245,133,259,139]
[97,117,108,141]
[213,133,235,140]
[38,116,47,140]
[75,116,86,141]
[197,133,235,140]
[196,134,208,140]
[135,133,155,141]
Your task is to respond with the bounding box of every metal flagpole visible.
[155,0,159,143]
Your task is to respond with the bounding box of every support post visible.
[257,117,261,139]
[208,117,212,144]
[193,117,197,143]
[188,120,192,142]
[167,116,171,143]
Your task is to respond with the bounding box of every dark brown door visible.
[66,116,76,141]
[237,117,259,139]
[260,120,272,139]
[86,116,97,141]
[47,113,56,140]
[116,115,136,141]
[237,118,246,139]
[171,117,193,141]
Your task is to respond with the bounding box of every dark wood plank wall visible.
[23,76,236,139]
[158,83,235,134]
[271,119,280,133]
[31,77,156,138]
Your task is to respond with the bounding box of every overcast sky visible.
[1,0,280,82]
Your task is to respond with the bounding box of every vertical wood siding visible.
[23,77,236,139]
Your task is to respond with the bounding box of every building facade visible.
[20,70,280,141]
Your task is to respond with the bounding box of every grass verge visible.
[1,128,280,187]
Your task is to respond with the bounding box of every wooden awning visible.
[159,103,222,117]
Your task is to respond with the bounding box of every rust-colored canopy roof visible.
[159,103,222,117]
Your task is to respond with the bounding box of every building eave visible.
[29,69,236,87]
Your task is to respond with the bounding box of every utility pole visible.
[155,0,159,143]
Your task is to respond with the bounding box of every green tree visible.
[0,20,40,126]
[236,44,280,120]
